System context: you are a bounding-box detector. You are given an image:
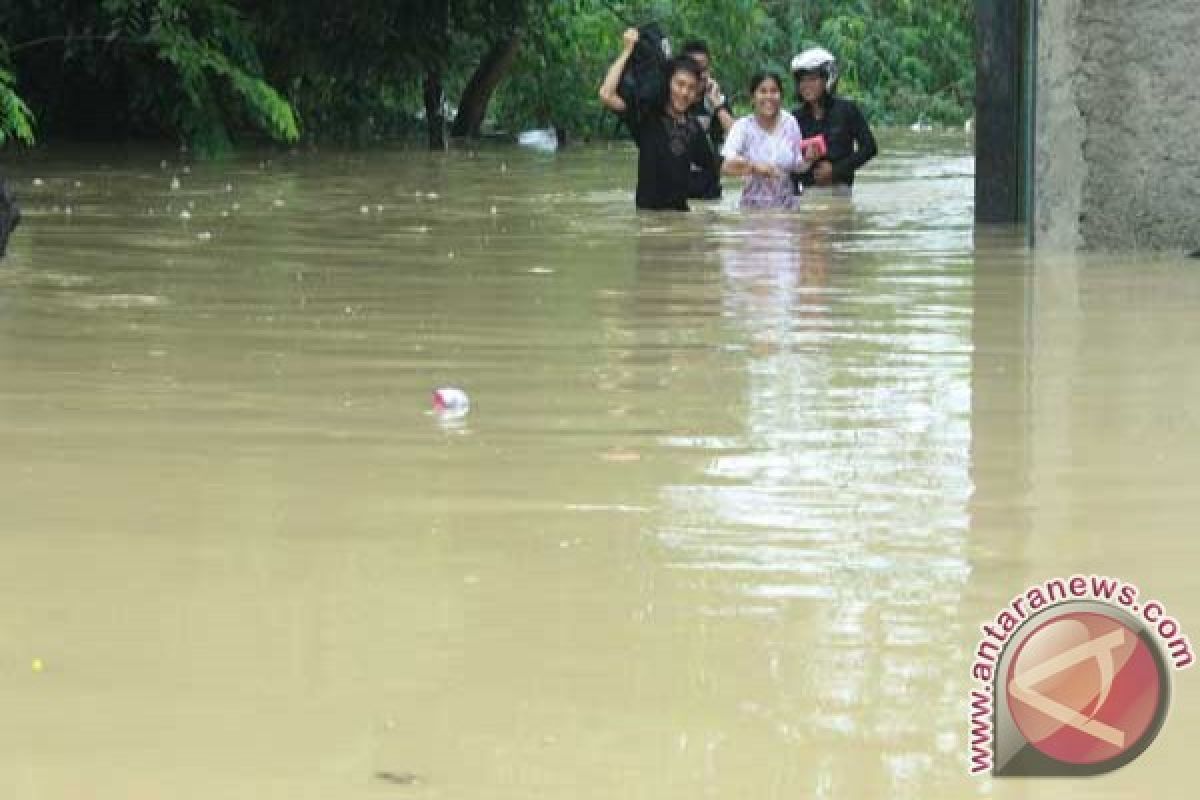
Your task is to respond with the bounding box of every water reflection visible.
[639,176,975,791]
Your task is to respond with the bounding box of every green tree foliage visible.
[763,0,975,124]
[0,64,35,146]
[495,0,972,141]
[0,0,974,152]
[1,0,297,153]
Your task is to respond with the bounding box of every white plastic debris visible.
[432,387,470,417]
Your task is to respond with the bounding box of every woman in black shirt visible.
[599,29,716,211]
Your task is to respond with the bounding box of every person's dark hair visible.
[681,40,710,59]
[665,56,703,86]
[749,71,784,95]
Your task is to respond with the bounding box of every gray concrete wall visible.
[1034,0,1200,251]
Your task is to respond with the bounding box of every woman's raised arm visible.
[598,29,640,114]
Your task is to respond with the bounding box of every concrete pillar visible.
[974,0,1026,225]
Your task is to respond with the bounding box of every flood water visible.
[2,136,1199,799]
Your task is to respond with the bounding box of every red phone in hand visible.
[799,134,827,159]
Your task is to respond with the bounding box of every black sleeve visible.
[692,123,717,173]
[619,101,657,145]
[831,102,878,183]
[619,106,644,145]
[708,106,728,149]
[789,106,814,189]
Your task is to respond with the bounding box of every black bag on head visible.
[618,23,671,113]
[0,179,20,260]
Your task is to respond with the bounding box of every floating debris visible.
[432,387,469,417]
[170,176,181,190]
[179,210,191,220]
[32,178,44,186]
[360,205,370,214]
[518,128,559,152]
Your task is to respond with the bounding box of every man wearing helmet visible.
[789,47,877,193]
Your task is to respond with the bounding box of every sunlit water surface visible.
[2,134,1199,798]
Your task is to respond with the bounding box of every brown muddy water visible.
[2,135,1199,799]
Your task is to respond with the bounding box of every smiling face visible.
[752,76,782,118]
[796,71,825,105]
[668,69,699,115]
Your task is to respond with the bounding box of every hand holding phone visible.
[799,134,827,161]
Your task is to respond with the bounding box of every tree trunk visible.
[449,33,523,139]
[420,0,449,150]
[424,71,445,150]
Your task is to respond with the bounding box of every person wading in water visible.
[680,39,734,200]
[721,71,817,210]
[789,47,877,195]
[599,28,716,212]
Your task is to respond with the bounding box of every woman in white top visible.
[721,72,819,210]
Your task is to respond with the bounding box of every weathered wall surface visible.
[1035,0,1200,251]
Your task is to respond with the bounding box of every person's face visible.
[797,72,825,105]
[669,70,699,115]
[690,53,711,89]
[753,78,782,117]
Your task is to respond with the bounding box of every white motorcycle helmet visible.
[790,47,839,94]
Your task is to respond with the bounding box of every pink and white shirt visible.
[721,110,807,210]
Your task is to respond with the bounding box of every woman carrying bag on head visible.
[599,28,716,212]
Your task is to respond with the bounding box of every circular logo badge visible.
[1005,610,1167,767]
